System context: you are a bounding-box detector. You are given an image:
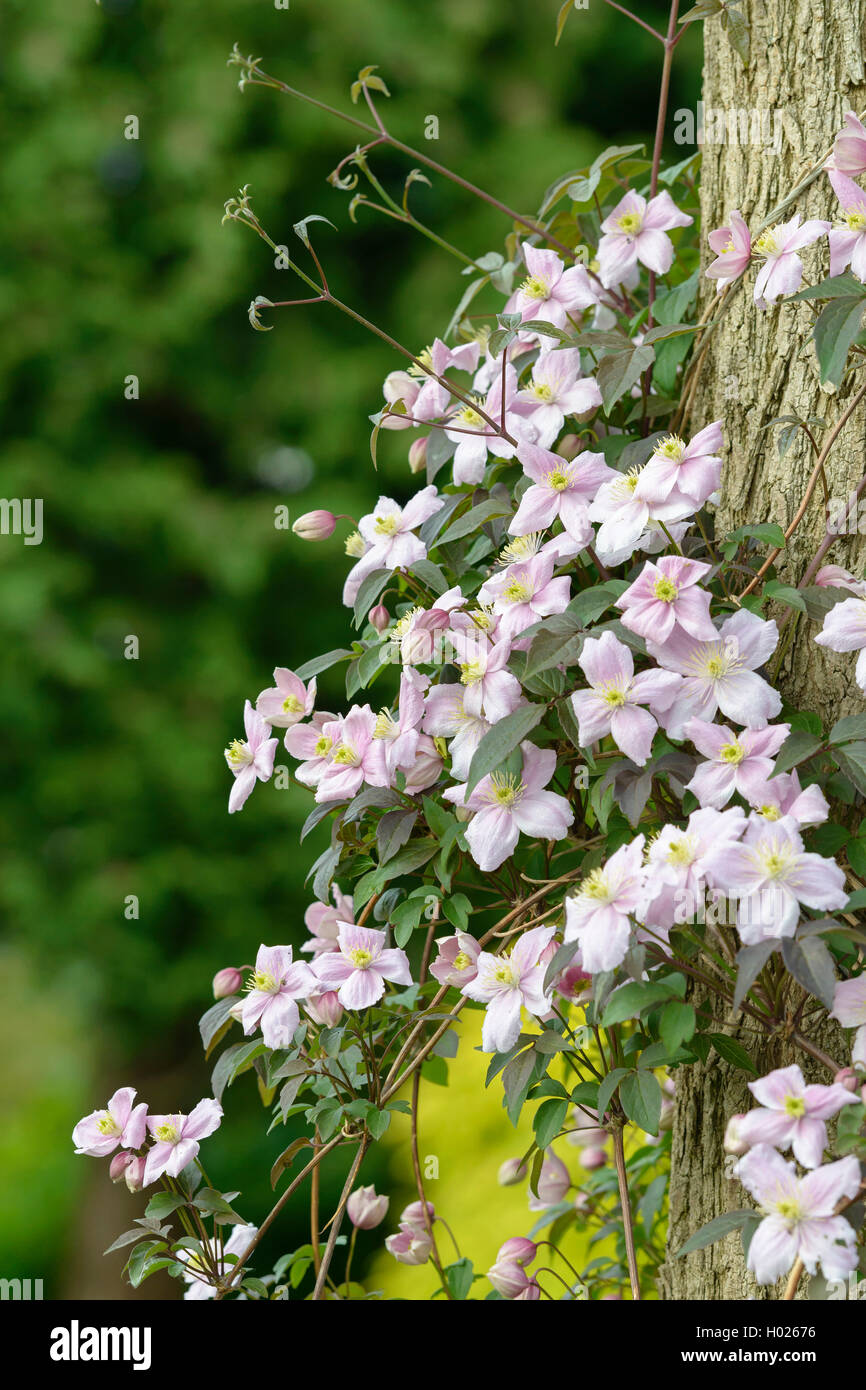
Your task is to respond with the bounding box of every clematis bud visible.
[516,1280,541,1300]
[556,433,581,460]
[212,966,243,999]
[347,1184,390,1230]
[497,1156,527,1187]
[305,990,343,1028]
[580,1146,608,1171]
[408,436,428,474]
[109,1151,135,1184]
[385,1227,433,1265]
[835,1067,859,1093]
[402,735,444,794]
[124,1155,146,1193]
[292,510,336,541]
[723,1113,749,1156]
[528,1150,570,1209]
[368,603,390,633]
[497,1237,536,1266]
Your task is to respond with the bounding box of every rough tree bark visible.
[659,1,866,1300]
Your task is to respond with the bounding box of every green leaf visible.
[199,997,237,1052]
[435,498,510,548]
[597,1067,630,1120]
[830,714,866,746]
[270,1137,312,1190]
[294,648,351,682]
[659,1001,696,1052]
[676,1210,756,1257]
[445,1257,475,1300]
[465,703,545,794]
[619,1071,662,1135]
[833,741,866,796]
[707,1033,758,1075]
[763,580,807,614]
[144,1192,187,1220]
[733,941,776,1011]
[352,569,391,629]
[534,1097,569,1150]
[771,730,824,777]
[377,809,418,864]
[597,344,655,414]
[791,273,866,302]
[813,296,866,387]
[781,934,837,1010]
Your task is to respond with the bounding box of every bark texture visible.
[660,1,865,1300]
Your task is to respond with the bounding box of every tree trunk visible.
[660,1,865,1300]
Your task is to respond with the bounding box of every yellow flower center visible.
[408,345,434,378]
[348,948,374,969]
[520,273,550,301]
[453,951,472,971]
[282,694,303,714]
[601,684,627,707]
[225,739,249,766]
[373,709,398,739]
[96,1113,121,1137]
[754,227,780,257]
[488,772,523,808]
[581,868,610,902]
[653,576,679,603]
[345,530,366,557]
[719,740,745,765]
[249,969,278,994]
[373,513,399,537]
[532,382,555,403]
[545,468,571,492]
[154,1122,180,1144]
[499,534,541,564]
[314,735,333,758]
[845,208,866,232]
[502,579,532,604]
[616,211,642,235]
[666,837,695,867]
[654,433,686,463]
[759,804,781,821]
[784,1095,806,1118]
[460,659,485,685]
[333,743,360,766]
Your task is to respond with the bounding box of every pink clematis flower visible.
[509,441,616,545]
[827,169,866,280]
[402,733,444,793]
[380,337,480,431]
[700,816,848,943]
[143,1099,223,1186]
[461,925,557,1053]
[735,1144,861,1285]
[684,719,791,809]
[564,837,646,973]
[743,768,829,829]
[515,348,602,447]
[736,1065,860,1168]
[706,210,752,287]
[617,555,717,643]
[478,552,571,645]
[385,1202,436,1265]
[284,710,338,787]
[447,628,523,723]
[641,807,747,932]
[752,215,830,308]
[255,668,316,729]
[648,608,781,738]
[634,422,724,508]
[312,923,412,1009]
[342,487,444,606]
[422,680,493,780]
[445,364,531,487]
[598,190,693,288]
[507,242,598,329]
[314,705,390,804]
[814,594,866,693]
[181,1224,258,1301]
[242,944,317,1049]
[224,700,279,814]
[588,465,694,567]
[814,564,866,596]
[443,743,573,874]
[570,631,683,766]
[368,669,427,780]
[832,975,866,1069]
[73,1087,148,1158]
[302,885,355,957]
[829,111,866,177]
[429,931,481,988]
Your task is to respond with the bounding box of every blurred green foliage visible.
[0,0,699,1294]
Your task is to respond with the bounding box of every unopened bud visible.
[368,603,390,633]
[408,436,428,474]
[213,966,243,999]
[347,1184,389,1230]
[723,1114,749,1156]
[835,1067,859,1093]
[580,1146,608,1171]
[556,433,581,461]
[109,1151,135,1184]
[497,1156,526,1187]
[124,1155,146,1193]
[305,991,344,1028]
[293,509,336,541]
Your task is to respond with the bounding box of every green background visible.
[0,0,700,1297]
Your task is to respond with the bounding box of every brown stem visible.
[613,1124,641,1300]
[312,1139,369,1300]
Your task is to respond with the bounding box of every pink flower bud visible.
[212,966,243,999]
[124,1155,146,1193]
[488,1259,534,1299]
[580,1146,608,1171]
[497,1156,526,1187]
[835,1067,859,1093]
[305,990,344,1028]
[528,1150,570,1209]
[496,1236,536,1267]
[515,1279,541,1300]
[368,603,390,633]
[347,1184,389,1230]
[109,1151,135,1184]
[723,1113,749,1156]
[556,433,581,460]
[292,509,336,541]
[400,1199,435,1230]
[408,436,428,474]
